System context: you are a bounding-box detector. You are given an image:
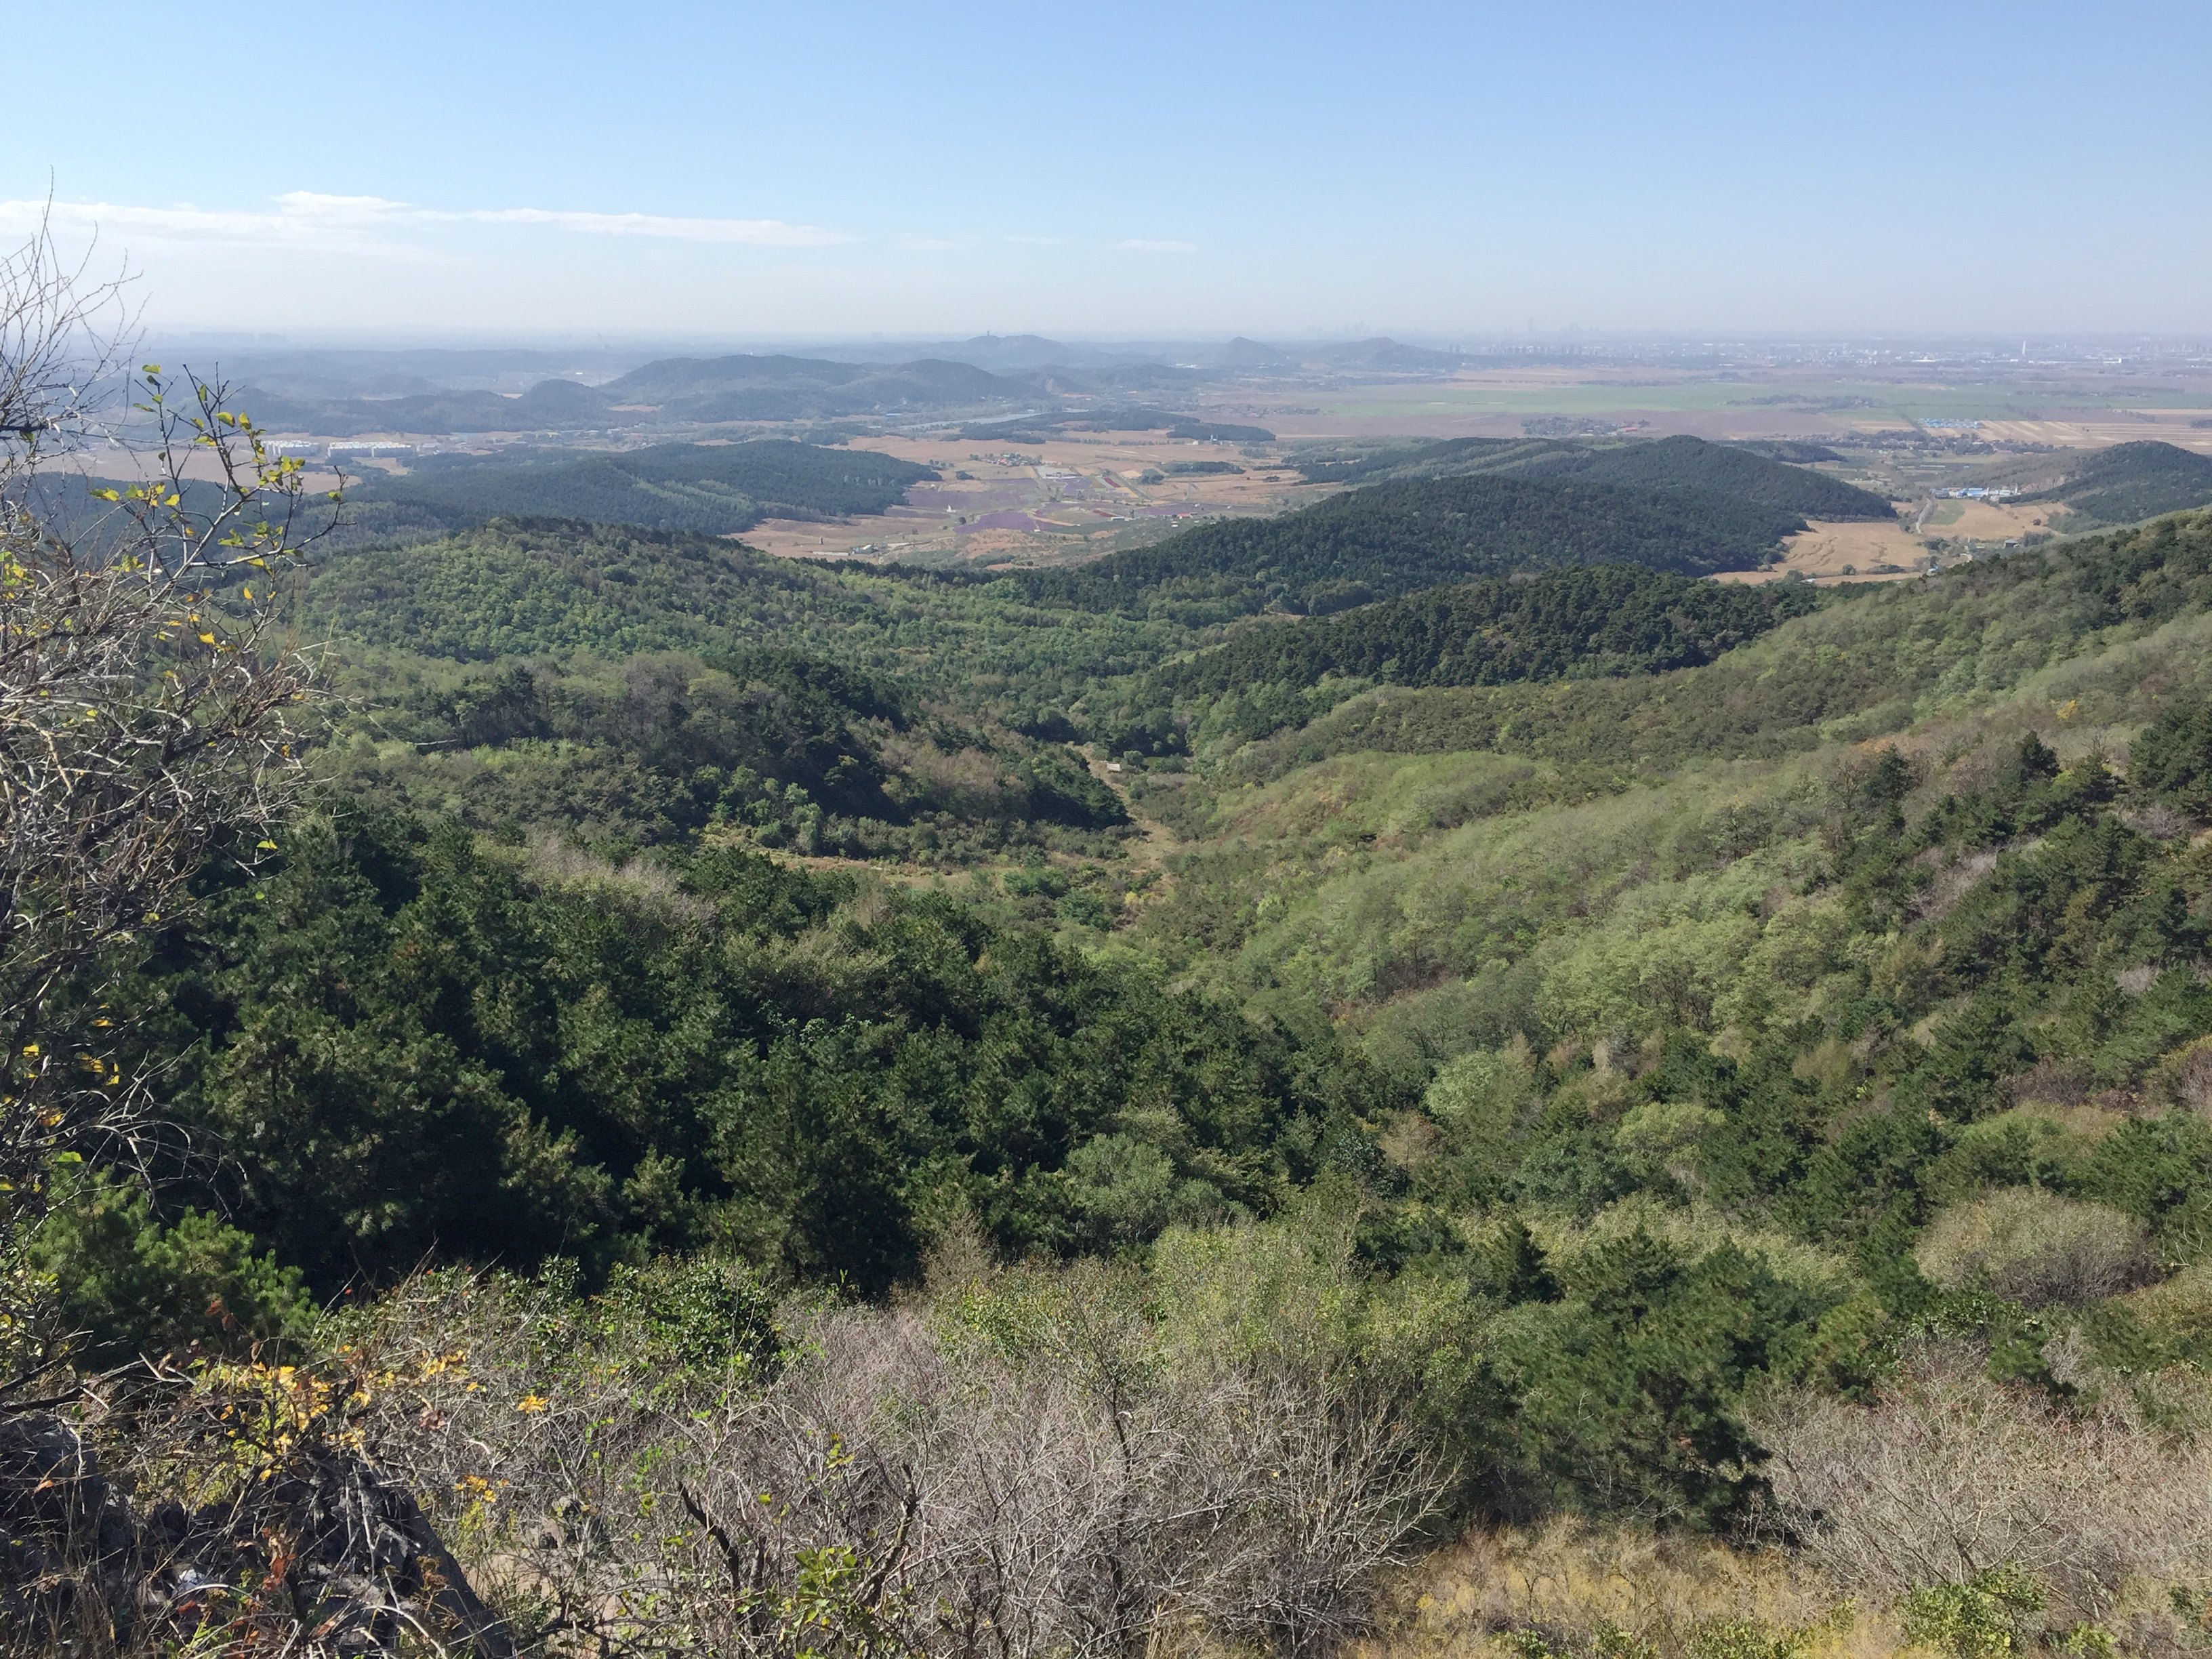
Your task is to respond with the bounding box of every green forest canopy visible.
[2016,439,2212,527]
[1017,471,1812,620]
[1296,433,1896,520]
[350,439,933,536]
[1158,565,1824,697]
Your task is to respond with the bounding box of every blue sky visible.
[7,1,2207,339]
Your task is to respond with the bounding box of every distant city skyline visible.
[9,1,2209,337]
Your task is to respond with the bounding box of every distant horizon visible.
[131,327,2212,356]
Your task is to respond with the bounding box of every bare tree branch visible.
[0,218,337,1378]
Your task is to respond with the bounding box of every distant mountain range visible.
[230,356,1038,437]
[196,334,1473,437]
[792,333,1467,375]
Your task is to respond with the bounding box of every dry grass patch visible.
[1358,1519,1886,1659]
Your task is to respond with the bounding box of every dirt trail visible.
[1085,750,1176,888]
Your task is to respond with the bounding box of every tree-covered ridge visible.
[230,354,1042,434]
[350,439,933,536]
[1572,434,1893,518]
[1219,509,2212,779]
[1073,566,1824,757]
[327,648,1126,862]
[1018,472,1809,620]
[1159,565,1823,698]
[1296,433,1895,520]
[2015,439,2212,527]
[298,517,872,661]
[226,374,613,437]
[598,353,1025,421]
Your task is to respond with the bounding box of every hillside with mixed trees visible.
[1018,470,1812,620]
[1159,565,1822,695]
[2011,438,2212,527]
[1296,432,1898,520]
[348,438,935,535]
[25,346,2212,1659]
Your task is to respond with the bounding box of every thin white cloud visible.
[0,192,409,250]
[1117,238,1197,253]
[893,232,975,251]
[453,207,845,245]
[0,192,848,252]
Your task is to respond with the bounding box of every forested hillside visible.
[598,352,1026,422]
[2013,438,2212,526]
[1160,565,1822,696]
[299,518,867,659]
[1297,432,1896,520]
[349,438,933,535]
[32,353,2212,1659]
[1019,471,1809,619]
[295,521,1130,859]
[228,374,611,436]
[1073,566,1824,755]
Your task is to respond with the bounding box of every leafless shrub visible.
[2005,1058,2093,1110]
[2146,1036,2212,1118]
[1914,1189,2154,1309]
[1908,848,1998,925]
[0,218,336,1372]
[2119,804,2191,842]
[520,831,713,920]
[1758,1339,2212,1622]
[314,1263,1443,1659]
[0,210,131,478]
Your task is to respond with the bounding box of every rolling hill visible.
[2011,440,2212,527]
[1224,508,2212,782]
[233,375,615,437]
[297,517,869,662]
[598,354,1025,422]
[1158,565,1824,698]
[351,440,933,536]
[1016,471,1811,619]
[230,352,1044,436]
[1297,433,1895,520]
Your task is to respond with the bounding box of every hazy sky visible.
[7,1,2207,340]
